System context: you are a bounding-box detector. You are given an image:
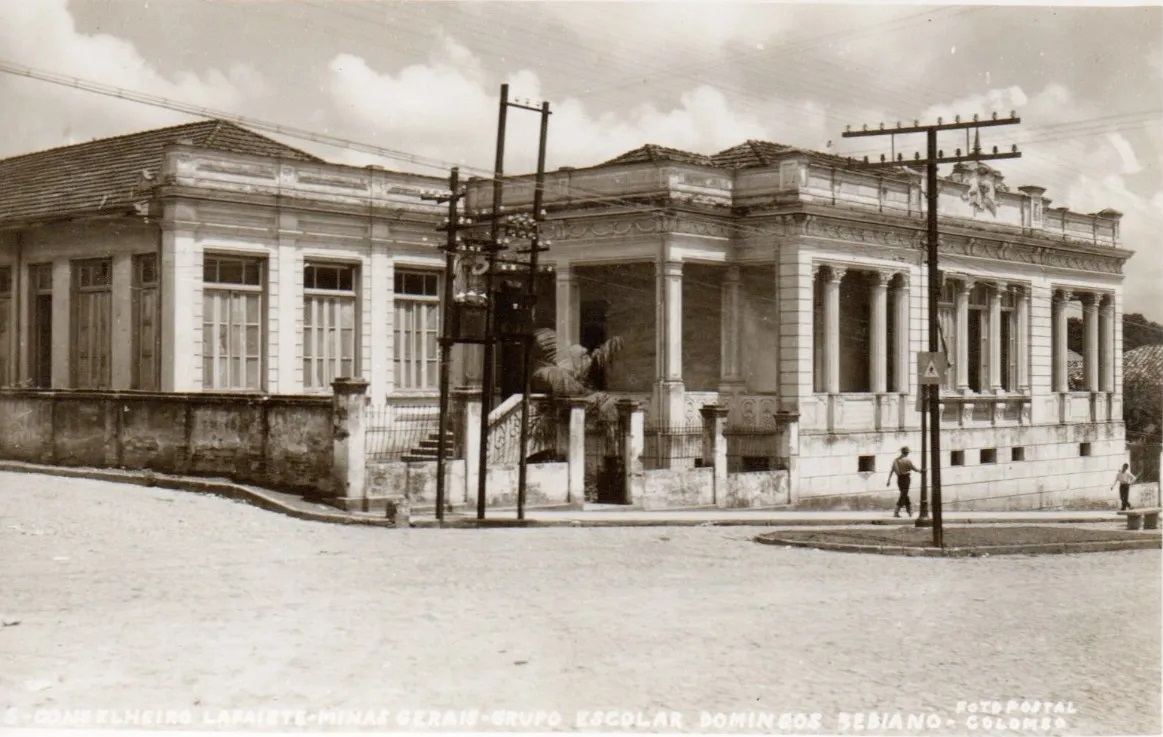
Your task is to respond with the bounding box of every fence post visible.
[700,403,728,506]
[778,412,801,506]
[617,399,644,506]
[567,398,587,507]
[454,386,482,507]
[330,378,369,513]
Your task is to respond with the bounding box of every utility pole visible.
[426,168,464,524]
[515,100,552,521]
[843,112,1022,547]
[477,84,510,521]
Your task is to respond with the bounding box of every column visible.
[700,404,728,507]
[50,259,71,389]
[1016,285,1030,392]
[330,378,369,511]
[989,281,1004,393]
[1052,290,1072,392]
[870,271,888,393]
[275,211,301,395]
[1082,293,1099,391]
[1099,294,1114,392]
[720,265,744,390]
[566,398,586,505]
[823,265,844,394]
[159,212,200,392]
[892,274,910,393]
[554,263,580,368]
[655,259,684,423]
[955,278,972,393]
[617,399,644,505]
[110,253,134,390]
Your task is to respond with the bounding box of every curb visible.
[0,461,399,528]
[753,533,1163,557]
[0,461,1132,531]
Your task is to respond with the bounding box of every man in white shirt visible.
[1111,463,1137,510]
[886,446,922,518]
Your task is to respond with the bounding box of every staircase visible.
[400,429,457,463]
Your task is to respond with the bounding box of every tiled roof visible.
[0,120,323,224]
[711,140,796,169]
[600,144,714,167]
[1124,344,1163,385]
[599,138,864,172]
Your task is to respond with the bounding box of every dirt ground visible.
[1,472,1160,735]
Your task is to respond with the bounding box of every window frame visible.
[302,261,360,392]
[132,254,160,390]
[71,257,113,390]
[392,268,442,392]
[202,254,266,392]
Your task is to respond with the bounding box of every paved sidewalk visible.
[1,462,1148,529]
[411,506,1128,527]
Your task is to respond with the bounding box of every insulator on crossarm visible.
[1012,144,1019,153]
[955,115,960,123]
[863,155,869,164]
[879,122,885,130]
[973,113,979,122]
[937,117,943,125]
[862,124,868,131]
[956,148,961,157]
[880,154,886,162]
[897,153,903,161]
[1010,110,1017,119]
[992,145,998,154]
[938,150,944,158]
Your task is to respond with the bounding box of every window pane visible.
[244,261,261,286]
[204,259,217,283]
[339,267,354,291]
[246,358,259,388]
[219,259,243,284]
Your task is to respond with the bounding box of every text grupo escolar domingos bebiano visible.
[2,701,1078,731]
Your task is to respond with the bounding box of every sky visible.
[0,0,1160,318]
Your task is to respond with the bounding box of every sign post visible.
[916,351,947,539]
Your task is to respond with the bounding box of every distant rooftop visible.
[0,119,323,224]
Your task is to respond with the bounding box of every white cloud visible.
[324,38,778,173]
[0,0,267,156]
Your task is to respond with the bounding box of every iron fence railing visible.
[643,423,704,470]
[365,403,442,462]
[724,426,786,473]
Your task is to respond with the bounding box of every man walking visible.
[886,446,922,518]
[1111,463,1137,511]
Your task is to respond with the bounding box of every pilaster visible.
[954,278,972,393]
[1081,293,1099,391]
[655,259,684,424]
[1099,294,1114,392]
[110,253,134,391]
[1015,285,1030,393]
[870,270,888,394]
[823,265,844,394]
[1053,290,1072,393]
[892,273,910,394]
[989,281,1004,393]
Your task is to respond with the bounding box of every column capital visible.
[824,264,846,283]
[870,270,891,287]
[953,276,974,295]
[724,264,741,283]
[1099,292,1115,311]
[1054,288,1073,303]
[892,272,910,289]
[699,403,730,420]
[658,260,683,278]
[1079,292,1098,307]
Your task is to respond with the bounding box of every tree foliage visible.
[530,327,624,425]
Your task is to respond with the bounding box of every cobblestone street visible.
[1,472,1159,735]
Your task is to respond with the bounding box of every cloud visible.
[0,0,268,157]
[324,38,778,173]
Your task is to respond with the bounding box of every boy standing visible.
[887,446,922,517]
[1111,463,1137,511]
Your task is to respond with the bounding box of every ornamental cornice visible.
[543,213,733,241]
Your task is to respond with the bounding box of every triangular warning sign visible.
[923,360,940,380]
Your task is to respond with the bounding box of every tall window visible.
[393,270,440,391]
[132,254,159,390]
[937,281,956,393]
[72,258,113,389]
[29,264,53,388]
[0,266,11,385]
[967,284,989,393]
[303,262,358,390]
[1000,288,1016,391]
[202,255,264,390]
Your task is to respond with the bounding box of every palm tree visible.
[530,327,624,425]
